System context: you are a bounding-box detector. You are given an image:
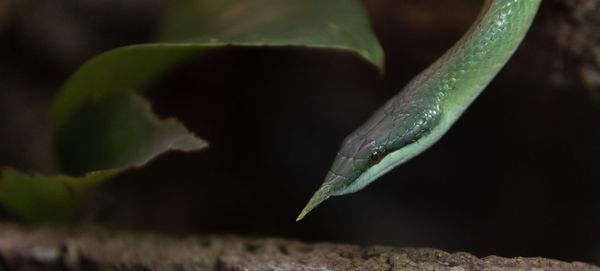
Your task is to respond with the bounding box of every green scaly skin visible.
[297,0,541,221]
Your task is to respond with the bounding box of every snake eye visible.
[368,150,384,165]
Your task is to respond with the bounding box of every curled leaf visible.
[1,0,383,222]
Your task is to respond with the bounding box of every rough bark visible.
[542,0,600,93]
[0,223,597,271]
[365,0,600,96]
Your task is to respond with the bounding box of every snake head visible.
[297,101,441,221]
[296,129,392,221]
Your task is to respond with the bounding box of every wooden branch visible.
[0,223,597,271]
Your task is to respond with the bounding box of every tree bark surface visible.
[0,223,598,271]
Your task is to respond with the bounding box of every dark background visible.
[1,0,599,266]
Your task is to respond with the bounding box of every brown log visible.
[0,223,597,271]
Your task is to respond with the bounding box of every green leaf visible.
[0,94,207,222]
[0,168,118,223]
[159,0,384,67]
[1,0,383,222]
[52,0,383,130]
[57,94,208,175]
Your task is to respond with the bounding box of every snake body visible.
[298,0,541,220]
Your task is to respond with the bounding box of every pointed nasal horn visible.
[296,174,345,221]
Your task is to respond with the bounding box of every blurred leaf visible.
[57,94,208,175]
[0,168,118,223]
[159,0,384,68]
[52,0,383,130]
[1,0,383,222]
[0,94,207,222]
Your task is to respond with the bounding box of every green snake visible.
[298,0,542,220]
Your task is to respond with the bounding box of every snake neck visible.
[396,0,541,127]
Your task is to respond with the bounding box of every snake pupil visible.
[369,151,384,165]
